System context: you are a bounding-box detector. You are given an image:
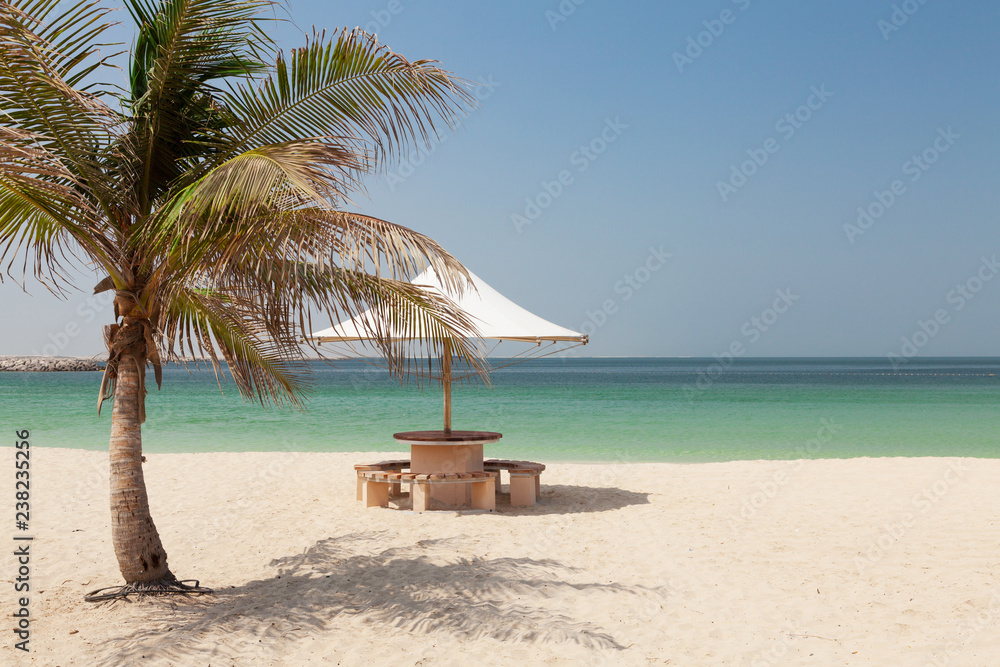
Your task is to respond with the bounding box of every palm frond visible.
[147,201,485,395]
[154,205,471,298]
[292,266,486,383]
[122,0,276,210]
[0,0,123,259]
[143,140,366,257]
[219,27,474,176]
[161,284,308,406]
[0,1,120,153]
[19,0,124,93]
[0,125,113,287]
[302,210,474,293]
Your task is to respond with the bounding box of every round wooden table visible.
[393,430,502,507]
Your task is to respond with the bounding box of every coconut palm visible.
[0,0,484,598]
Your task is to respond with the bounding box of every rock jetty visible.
[0,356,104,372]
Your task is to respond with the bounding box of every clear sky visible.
[2,0,998,358]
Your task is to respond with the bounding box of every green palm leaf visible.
[0,125,111,287]
[122,0,275,210]
[162,284,306,406]
[219,27,474,174]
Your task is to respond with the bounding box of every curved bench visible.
[359,470,495,512]
[354,460,410,501]
[483,459,545,507]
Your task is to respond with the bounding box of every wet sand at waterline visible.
[2,448,999,666]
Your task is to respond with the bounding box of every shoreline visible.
[4,447,998,665]
[16,442,1000,465]
[21,442,1000,464]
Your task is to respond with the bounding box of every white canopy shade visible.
[309,267,587,344]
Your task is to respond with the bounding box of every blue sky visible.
[2,0,998,358]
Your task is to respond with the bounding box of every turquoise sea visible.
[3,358,999,462]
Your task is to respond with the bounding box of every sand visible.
[2,448,999,666]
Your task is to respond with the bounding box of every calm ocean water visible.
[3,358,998,462]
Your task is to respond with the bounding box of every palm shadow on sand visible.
[103,530,668,665]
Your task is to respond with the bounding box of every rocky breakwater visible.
[0,356,104,371]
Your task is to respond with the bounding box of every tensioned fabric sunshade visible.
[309,265,586,433]
[309,266,588,344]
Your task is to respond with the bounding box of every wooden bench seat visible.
[483,459,545,507]
[358,469,495,512]
[354,460,410,501]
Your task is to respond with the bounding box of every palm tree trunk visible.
[108,348,172,584]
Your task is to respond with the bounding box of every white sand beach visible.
[3,448,999,666]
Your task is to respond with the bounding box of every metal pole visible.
[442,338,452,434]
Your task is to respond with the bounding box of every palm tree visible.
[0,0,484,598]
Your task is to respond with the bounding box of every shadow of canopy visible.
[101,531,669,665]
[496,484,651,516]
[374,484,650,516]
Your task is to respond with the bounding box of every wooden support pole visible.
[443,338,452,434]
